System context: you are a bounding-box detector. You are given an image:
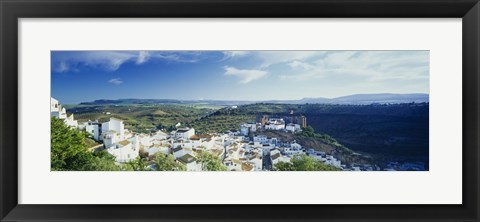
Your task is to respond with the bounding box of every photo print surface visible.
[51,50,429,171]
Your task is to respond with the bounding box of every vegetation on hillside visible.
[187,114,255,134]
[67,104,219,133]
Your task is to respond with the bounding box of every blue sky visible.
[51,50,429,104]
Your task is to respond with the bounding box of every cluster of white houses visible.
[240,118,303,136]
[51,97,348,171]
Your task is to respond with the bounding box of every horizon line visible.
[59,92,430,105]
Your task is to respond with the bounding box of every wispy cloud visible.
[136,51,150,64]
[224,66,267,84]
[288,60,315,70]
[52,51,202,73]
[280,51,429,81]
[108,78,123,85]
[221,51,250,61]
[255,51,321,68]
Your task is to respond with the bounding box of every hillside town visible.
[52,97,423,171]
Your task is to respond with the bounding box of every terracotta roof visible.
[118,140,130,146]
[190,134,212,140]
[241,163,254,171]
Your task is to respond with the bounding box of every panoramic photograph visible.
[51,50,429,171]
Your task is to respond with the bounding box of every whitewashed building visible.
[106,139,139,163]
[147,144,171,156]
[240,123,257,136]
[84,121,101,141]
[176,154,201,171]
[264,118,285,131]
[97,117,127,147]
[51,97,78,128]
[101,117,125,140]
[285,123,302,133]
[175,127,195,139]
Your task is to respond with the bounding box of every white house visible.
[99,117,126,147]
[175,127,195,139]
[173,146,193,159]
[152,130,169,140]
[176,154,201,171]
[248,152,263,171]
[270,149,290,165]
[102,130,121,148]
[101,117,125,140]
[253,135,268,144]
[224,158,243,171]
[51,97,78,128]
[84,121,101,140]
[147,144,170,156]
[264,118,285,131]
[138,134,152,147]
[106,139,139,163]
[324,155,342,168]
[240,123,257,136]
[285,123,301,133]
[50,97,66,119]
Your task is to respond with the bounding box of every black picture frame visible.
[1,0,479,221]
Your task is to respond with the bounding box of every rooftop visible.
[177,154,196,164]
[176,128,192,133]
[271,153,281,160]
[117,140,130,146]
[190,134,212,140]
[173,146,183,152]
[241,163,254,171]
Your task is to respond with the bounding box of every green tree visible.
[301,126,316,137]
[196,151,227,171]
[153,153,186,171]
[274,155,340,171]
[81,151,124,171]
[127,157,149,171]
[51,117,93,170]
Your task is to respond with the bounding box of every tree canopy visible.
[51,117,120,171]
[153,153,186,171]
[51,117,93,170]
[274,155,341,171]
[196,151,227,171]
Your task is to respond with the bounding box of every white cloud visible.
[220,51,250,62]
[52,51,202,73]
[108,78,123,85]
[256,51,321,68]
[224,66,267,84]
[288,60,314,70]
[281,51,429,81]
[136,51,150,64]
[54,61,70,72]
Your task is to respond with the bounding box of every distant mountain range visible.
[79,93,429,106]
